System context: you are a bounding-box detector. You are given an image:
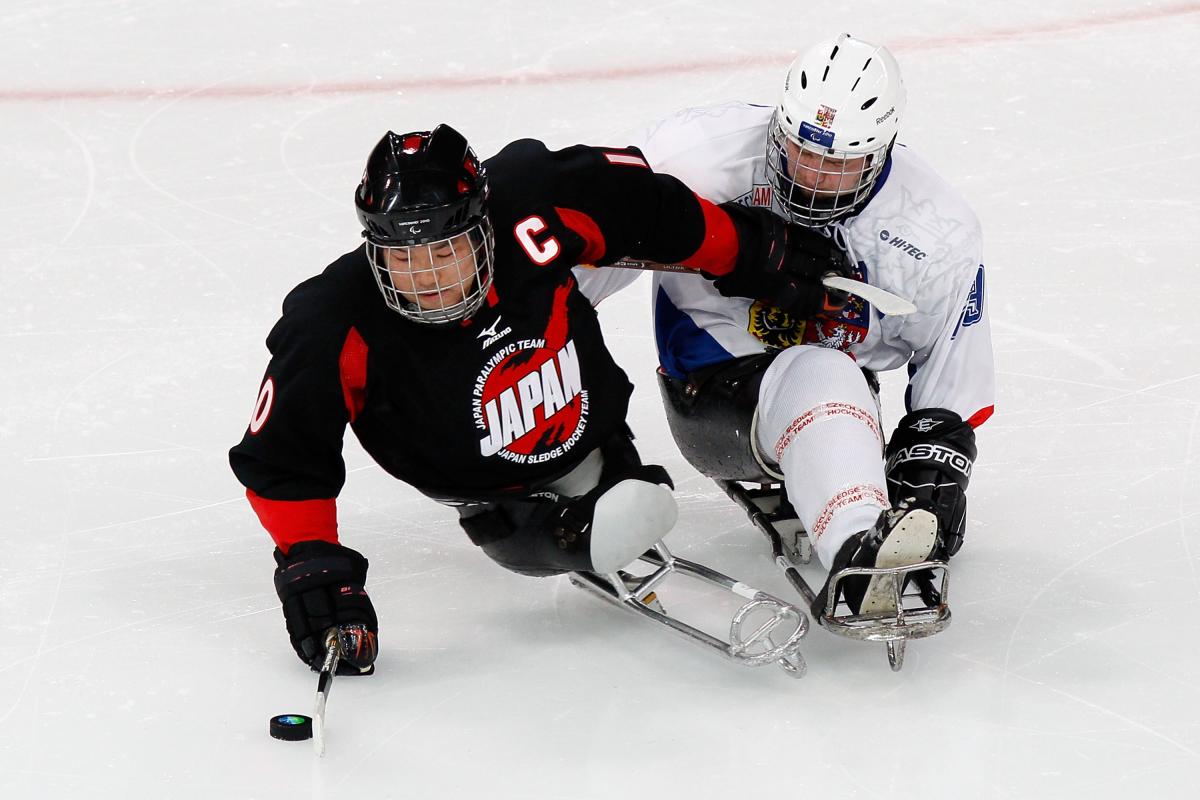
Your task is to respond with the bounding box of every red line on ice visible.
[2,3,1197,103]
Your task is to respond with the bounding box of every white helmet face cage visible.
[766,118,890,227]
[365,220,495,324]
[766,34,906,227]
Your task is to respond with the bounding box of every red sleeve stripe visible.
[543,276,574,350]
[602,151,649,168]
[339,326,368,423]
[680,195,737,276]
[966,405,994,428]
[246,489,339,554]
[555,207,606,264]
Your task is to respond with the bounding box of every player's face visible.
[384,232,480,310]
[785,139,870,198]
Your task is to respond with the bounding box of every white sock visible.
[754,346,888,568]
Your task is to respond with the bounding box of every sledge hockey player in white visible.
[580,33,994,641]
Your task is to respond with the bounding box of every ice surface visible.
[2,2,1198,798]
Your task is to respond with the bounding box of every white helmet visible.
[766,34,906,227]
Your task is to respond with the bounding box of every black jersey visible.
[230,139,741,551]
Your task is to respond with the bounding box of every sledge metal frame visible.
[569,541,808,677]
[819,562,951,670]
[717,479,952,671]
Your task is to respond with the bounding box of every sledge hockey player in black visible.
[229,124,845,673]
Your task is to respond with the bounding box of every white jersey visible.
[578,101,994,427]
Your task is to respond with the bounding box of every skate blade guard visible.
[569,542,808,677]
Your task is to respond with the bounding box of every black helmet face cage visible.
[366,219,495,324]
[765,113,889,228]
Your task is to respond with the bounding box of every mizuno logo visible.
[478,316,505,338]
[478,316,512,348]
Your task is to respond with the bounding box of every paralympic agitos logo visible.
[472,337,588,463]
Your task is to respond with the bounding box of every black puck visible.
[269,714,313,741]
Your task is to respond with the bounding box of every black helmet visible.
[355,125,494,323]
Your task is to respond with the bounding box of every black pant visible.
[456,429,669,576]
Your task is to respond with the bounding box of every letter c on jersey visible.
[514,215,561,266]
[249,377,275,435]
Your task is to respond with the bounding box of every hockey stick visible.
[312,628,340,757]
[606,259,918,316]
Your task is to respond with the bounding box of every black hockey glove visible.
[884,408,978,558]
[273,540,379,674]
[709,202,850,318]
